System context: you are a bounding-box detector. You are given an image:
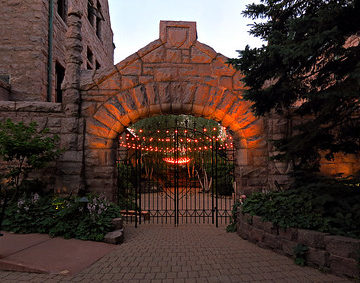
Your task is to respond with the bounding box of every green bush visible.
[242,174,360,239]
[3,193,121,242]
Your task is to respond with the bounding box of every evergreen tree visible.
[229,0,360,171]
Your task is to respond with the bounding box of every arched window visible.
[57,0,67,22]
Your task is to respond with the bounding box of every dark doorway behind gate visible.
[117,115,235,227]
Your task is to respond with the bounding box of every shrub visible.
[3,193,121,242]
[242,174,360,238]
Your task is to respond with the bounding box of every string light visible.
[118,126,234,154]
[163,157,191,164]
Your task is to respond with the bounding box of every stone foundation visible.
[237,210,360,279]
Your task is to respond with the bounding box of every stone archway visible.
[81,21,268,200]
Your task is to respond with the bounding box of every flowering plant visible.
[226,193,247,233]
[3,193,121,241]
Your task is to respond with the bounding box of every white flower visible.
[32,193,40,203]
[17,199,25,208]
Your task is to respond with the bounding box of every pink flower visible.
[239,194,247,204]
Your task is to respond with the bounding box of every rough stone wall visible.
[80,21,269,199]
[320,152,360,177]
[265,112,360,188]
[0,0,114,102]
[0,0,49,101]
[237,211,360,279]
[0,80,10,101]
[0,101,65,190]
[80,0,114,70]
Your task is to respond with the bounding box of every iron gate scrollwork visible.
[117,119,235,227]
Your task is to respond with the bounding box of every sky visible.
[108,0,263,64]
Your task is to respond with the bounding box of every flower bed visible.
[237,210,360,279]
[2,193,122,242]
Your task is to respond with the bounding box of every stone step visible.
[112,218,124,230]
[104,229,124,245]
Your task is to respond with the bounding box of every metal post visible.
[211,138,214,224]
[215,140,219,228]
[134,149,138,228]
[138,149,142,225]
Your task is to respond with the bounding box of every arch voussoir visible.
[81,21,272,200]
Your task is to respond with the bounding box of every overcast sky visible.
[108,0,263,64]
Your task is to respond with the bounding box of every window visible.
[87,47,93,70]
[55,62,65,103]
[96,1,102,39]
[87,0,95,26]
[57,0,67,22]
[96,60,101,70]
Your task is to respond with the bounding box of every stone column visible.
[56,6,85,195]
[63,7,83,115]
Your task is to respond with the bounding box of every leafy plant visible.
[0,119,61,196]
[242,174,360,238]
[0,119,62,234]
[293,244,309,266]
[226,201,242,232]
[3,193,121,242]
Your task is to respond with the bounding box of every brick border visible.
[236,209,360,279]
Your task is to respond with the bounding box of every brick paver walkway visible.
[0,224,349,282]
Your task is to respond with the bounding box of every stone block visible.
[160,21,197,49]
[297,229,327,249]
[141,45,166,63]
[281,239,297,256]
[329,255,359,278]
[93,108,119,131]
[233,71,246,90]
[307,247,329,267]
[116,53,139,71]
[121,76,138,90]
[48,117,62,127]
[154,67,178,82]
[237,221,252,240]
[119,60,142,76]
[112,218,124,230]
[58,162,82,175]
[60,150,82,162]
[249,227,264,243]
[219,76,232,90]
[137,39,163,58]
[0,101,16,111]
[166,49,182,63]
[91,166,115,179]
[85,134,113,149]
[139,76,153,85]
[60,133,78,149]
[191,46,212,63]
[262,232,282,250]
[325,235,360,260]
[15,102,62,113]
[211,55,236,77]
[87,119,111,138]
[278,227,298,241]
[85,149,115,166]
[194,42,217,59]
[252,215,263,229]
[104,229,124,245]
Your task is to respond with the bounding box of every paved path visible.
[0,224,349,282]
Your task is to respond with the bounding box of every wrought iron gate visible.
[117,120,235,227]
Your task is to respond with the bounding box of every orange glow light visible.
[163,157,191,164]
